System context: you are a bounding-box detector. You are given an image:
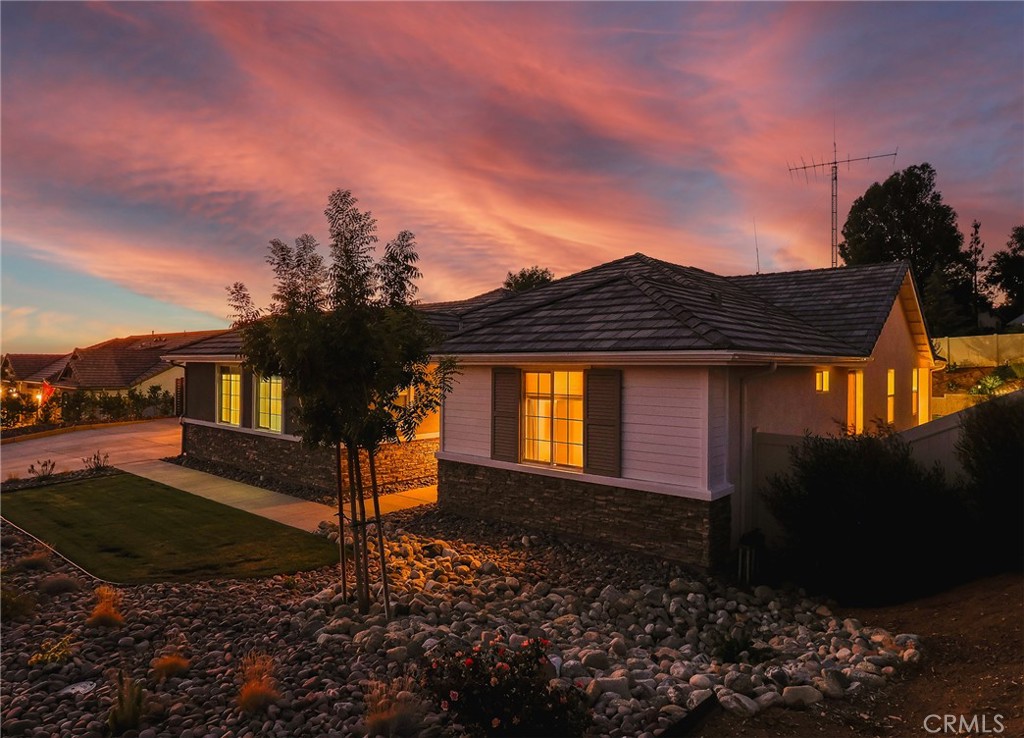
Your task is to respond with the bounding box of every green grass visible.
[0,473,338,583]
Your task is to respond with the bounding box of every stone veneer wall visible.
[438,459,731,570]
[183,423,438,494]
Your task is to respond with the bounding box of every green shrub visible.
[14,549,52,571]
[1,586,37,622]
[38,574,82,597]
[1,393,38,428]
[760,429,964,603]
[422,636,590,737]
[107,670,145,736]
[957,395,1024,569]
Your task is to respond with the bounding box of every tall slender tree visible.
[985,226,1024,321]
[228,189,457,615]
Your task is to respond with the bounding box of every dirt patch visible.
[691,573,1023,737]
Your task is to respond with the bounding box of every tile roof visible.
[162,331,244,358]
[439,254,912,357]
[1,354,68,383]
[51,330,229,389]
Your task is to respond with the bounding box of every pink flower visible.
[450,690,459,701]
[441,700,449,711]
[492,718,501,728]
[464,658,473,667]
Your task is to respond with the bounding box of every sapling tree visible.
[228,189,457,615]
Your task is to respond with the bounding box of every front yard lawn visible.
[0,472,338,583]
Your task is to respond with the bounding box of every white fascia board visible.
[432,351,871,367]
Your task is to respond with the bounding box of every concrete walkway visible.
[116,459,437,533]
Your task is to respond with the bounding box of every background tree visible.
[839,163,974,335]
[503,265,554,293]
[985,225,1024,321]
[228,189,457,615]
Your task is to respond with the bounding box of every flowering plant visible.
[421,635,589,737]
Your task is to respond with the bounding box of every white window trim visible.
[217,364,241,427]
[254,375,284,434]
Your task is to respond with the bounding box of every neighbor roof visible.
[51,330,229,389]
[439,253,913,357]
[2,353,67,383]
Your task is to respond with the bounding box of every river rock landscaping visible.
[1,506,921,737]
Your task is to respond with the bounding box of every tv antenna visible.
[753,217,761,274]
[789,141,897,267]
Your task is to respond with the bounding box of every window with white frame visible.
[522,370,584,468]
[218,365,241,426]
[256,375,283,432]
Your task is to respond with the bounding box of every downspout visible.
[738,362,778,537]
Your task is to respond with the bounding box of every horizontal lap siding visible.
[622,367,706,488]
[442,366,491,457]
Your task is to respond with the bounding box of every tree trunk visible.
[345,444,368,614]
[368,451,392,620]
[352,453,372,609]
[334,443,348,601]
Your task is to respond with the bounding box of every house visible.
[434,253,940,569]
[1,353,68,399]
[2,330,227,405]
[162,327,450,496]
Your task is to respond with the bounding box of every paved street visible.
[1,418,181,479]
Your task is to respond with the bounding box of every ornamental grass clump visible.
[364,676,424,737]
[106,669,145,736]
[422,635,590,737]
[237,651,280,713]
[86,585,124,628]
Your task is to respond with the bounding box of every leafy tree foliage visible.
[503,266,554,293]
[839,163,977,335]
[228,189,457,614]
[985,225,1024,320]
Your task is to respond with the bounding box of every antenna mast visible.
[789,141,897,268]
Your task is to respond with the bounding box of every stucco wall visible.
[438,458,730,569]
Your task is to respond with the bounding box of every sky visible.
[2,2,1022,353]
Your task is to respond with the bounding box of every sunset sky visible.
[2,2,1022,353]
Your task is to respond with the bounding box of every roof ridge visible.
[729,259,909,280]
[446,272,635,338]
[640,253,865,354]
[624,270,731,348]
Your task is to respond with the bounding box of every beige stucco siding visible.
[620,367,707,489]
[862,298,930,430]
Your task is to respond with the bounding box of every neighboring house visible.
[1,353,67,399]
[434,253,940,569]
[2,331,227,407]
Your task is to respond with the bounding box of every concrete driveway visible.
[1,418,181,479]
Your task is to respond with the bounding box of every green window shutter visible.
[584,369,621,477]
[491,367,522,462]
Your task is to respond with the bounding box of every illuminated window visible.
[218,365,241,426]
[256,375,283,432]
[815,369,830,393]
[523,370,583,468]
[847,370,863,434]
[886,369,896,424]
[911,370,919,418]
